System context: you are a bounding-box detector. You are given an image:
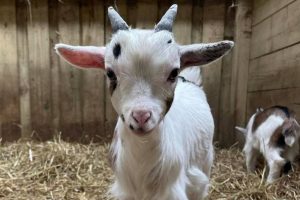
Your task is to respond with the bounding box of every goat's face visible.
[55,4,234,135]
[282,118,300,147]
[105,30,179,134]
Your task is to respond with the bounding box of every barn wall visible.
[0,0,234,143]
[246,0,300,122]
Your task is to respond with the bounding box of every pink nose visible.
[132,110,151,127]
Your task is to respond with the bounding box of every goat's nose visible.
[132,110,151,127]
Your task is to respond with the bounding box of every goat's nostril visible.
[132,110,151,126]
[129,124,134,130]
[144,112,151,123]
[132,114,139,123]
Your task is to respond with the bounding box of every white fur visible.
[106,30,216,200]
[179,67,202,86]
[240,112,300,183]
[110,77,214,200]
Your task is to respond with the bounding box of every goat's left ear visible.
[179,40,234,68]
[55,43,105,69]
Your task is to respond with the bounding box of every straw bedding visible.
[0,138,299,200]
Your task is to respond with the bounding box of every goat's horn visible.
[108,6,129,33]
[155,4,177,32]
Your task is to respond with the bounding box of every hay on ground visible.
[0,138,299,200]
[0,136,113,200]
[209,146,300,200]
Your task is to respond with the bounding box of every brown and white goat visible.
[55,4,233,200]
[236,106,300,183]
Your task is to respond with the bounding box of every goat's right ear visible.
[235,126,247,135]
[55,43,105,69]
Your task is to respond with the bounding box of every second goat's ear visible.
[179,40,234,68]
[55,43,105,69]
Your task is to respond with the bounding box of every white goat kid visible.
[55,4,233,200]
[236,106,300,183]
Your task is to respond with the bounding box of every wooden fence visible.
[0,0,251,146]
[246,0,300,120]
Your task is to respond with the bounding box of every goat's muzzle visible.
[128,109,155,135]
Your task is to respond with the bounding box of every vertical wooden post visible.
[191,0,203,43]
[202,0,226,140]
[0,0,20,141]
[231,0,252,146]
[58,0,82,141]
[49,0,60,134]
[16,0,31,139]
[27,0,51,140]
[136,0,157,29]
[191,0,204,87]
[217,0,235,147]
[173,0,193,45]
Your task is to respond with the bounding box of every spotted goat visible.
[55,4,233,200]
[236,106,300,183]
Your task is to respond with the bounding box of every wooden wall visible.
[0,0,236,144]
[245,0,300,124]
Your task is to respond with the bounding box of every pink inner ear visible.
[59,47,105,69]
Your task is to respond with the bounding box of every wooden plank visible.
[217,0,235,147]
[173,1,192,44]
[80,0,106,141]
[0,0,21,141]
[250,17,272,59]
[248,42,300,92]
[252,0,295,26]
[16,0,31,139]
[27,0,51,140]
[201,0,225,137]
[271,6,288,51]
[251,0,300,59]
[286,0,300,48]
[136,0,157,29]
[58,0,83,141]
[191,0,203,43]
[247,88,300,122]
[127,0,137,27]
[49,0,60,133]
[231,0,252,146]
[158,0,170,23]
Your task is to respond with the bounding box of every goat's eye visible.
[167,68,179,82]
[106,69,117,81]
[106,68,118,95]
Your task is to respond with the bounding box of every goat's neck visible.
[116,118,184,191]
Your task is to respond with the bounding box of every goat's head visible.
[282,117,300,147]
[55,4,234,136]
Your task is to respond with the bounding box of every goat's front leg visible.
[110,181,135,200]
[114,194,134,200]
[187,167,210,200]
[244,144,260,172]
[165,183,189,200]
[266,150,285,183]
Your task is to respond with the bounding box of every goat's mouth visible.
[129,124,155,136]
